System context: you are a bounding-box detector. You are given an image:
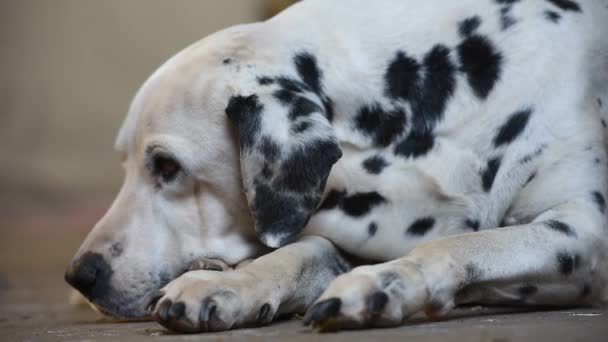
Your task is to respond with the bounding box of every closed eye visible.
[150,153,182,183]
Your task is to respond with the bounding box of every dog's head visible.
[64,25,341,318]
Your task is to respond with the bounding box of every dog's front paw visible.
[303,262,431,331]
[149,270,276,333]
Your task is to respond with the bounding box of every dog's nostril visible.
[64,252,113,299]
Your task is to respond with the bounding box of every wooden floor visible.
[1,200,607,341]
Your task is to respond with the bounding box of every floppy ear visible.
[225,91,342,248]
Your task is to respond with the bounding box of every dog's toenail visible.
[157,300,172,322]
[257,303,272,324]
[302,298,341,326]
[146,291,164,312]
[168,302,185,320]
[199,299,217,322]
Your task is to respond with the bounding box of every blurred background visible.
[0,0,294,310]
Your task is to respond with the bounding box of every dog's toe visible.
[146,290,164,312]
[303,298,341,327]
[304,264,430,332]
[152,298,198,333]
[198,298,228,331]
[151,270,278,332]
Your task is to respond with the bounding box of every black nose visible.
[65,252,113,300]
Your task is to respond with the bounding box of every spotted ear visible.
[225,92,342,248]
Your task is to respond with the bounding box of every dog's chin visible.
[72,283,159,320]
[94,304,152,321]
[89,295,153,320]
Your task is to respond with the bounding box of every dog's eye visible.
[152,155,182,183]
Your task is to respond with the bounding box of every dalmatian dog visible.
[65,0,608,333]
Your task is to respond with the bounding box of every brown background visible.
[0,0,277,209]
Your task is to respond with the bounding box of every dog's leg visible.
[304,197,607,330]
[150,235,350,332]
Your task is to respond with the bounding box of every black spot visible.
[599,98,604,108]
[257,77,274,85]
[340,192,387,217]
[355,104,407,147]
[292,121,311,133]
[545,0,582,12]
[495,0,521,4]
[258,136,281,162]
[385,51,420,102]
[362,155,389,175]
[459,16,481,37]
[318,189,346,211]
[368,222,378,236]
[407,217,435,236]
[249,134,342,248]
[465,219,480,231]
[290,53,334,122]
[601,119,607,128]
[261,163,273,179]
[274,89,296,104]
[481,157,502,192]
[546,220,577,237]
[556,251,578,276]
[410,45,457,131]
[251,184,313,247]
[458,35,503,99]
[394,131,435,158]
[276,140,342,193]
[518,285,538,297]
[277,77,307,93]
[321,97,335,122]
[544,10,562,22]
[499,6,518,30]
[592,191,606,214]
[294,52,323,94]
[225,95,263,151]
[379,272,401,288]
[465,263,484,282]
[494,108,533,147]
[222,58,232,65]
[109,243,123,258]
[288,96,322,120]
[520,145,545,164]
[384,48,458,144]
[525,172,537,186]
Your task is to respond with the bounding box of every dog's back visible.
[237,0,608,260]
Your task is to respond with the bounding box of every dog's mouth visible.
[93,302,153,322]
[67,255,233,319]
[79,287,158,319]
